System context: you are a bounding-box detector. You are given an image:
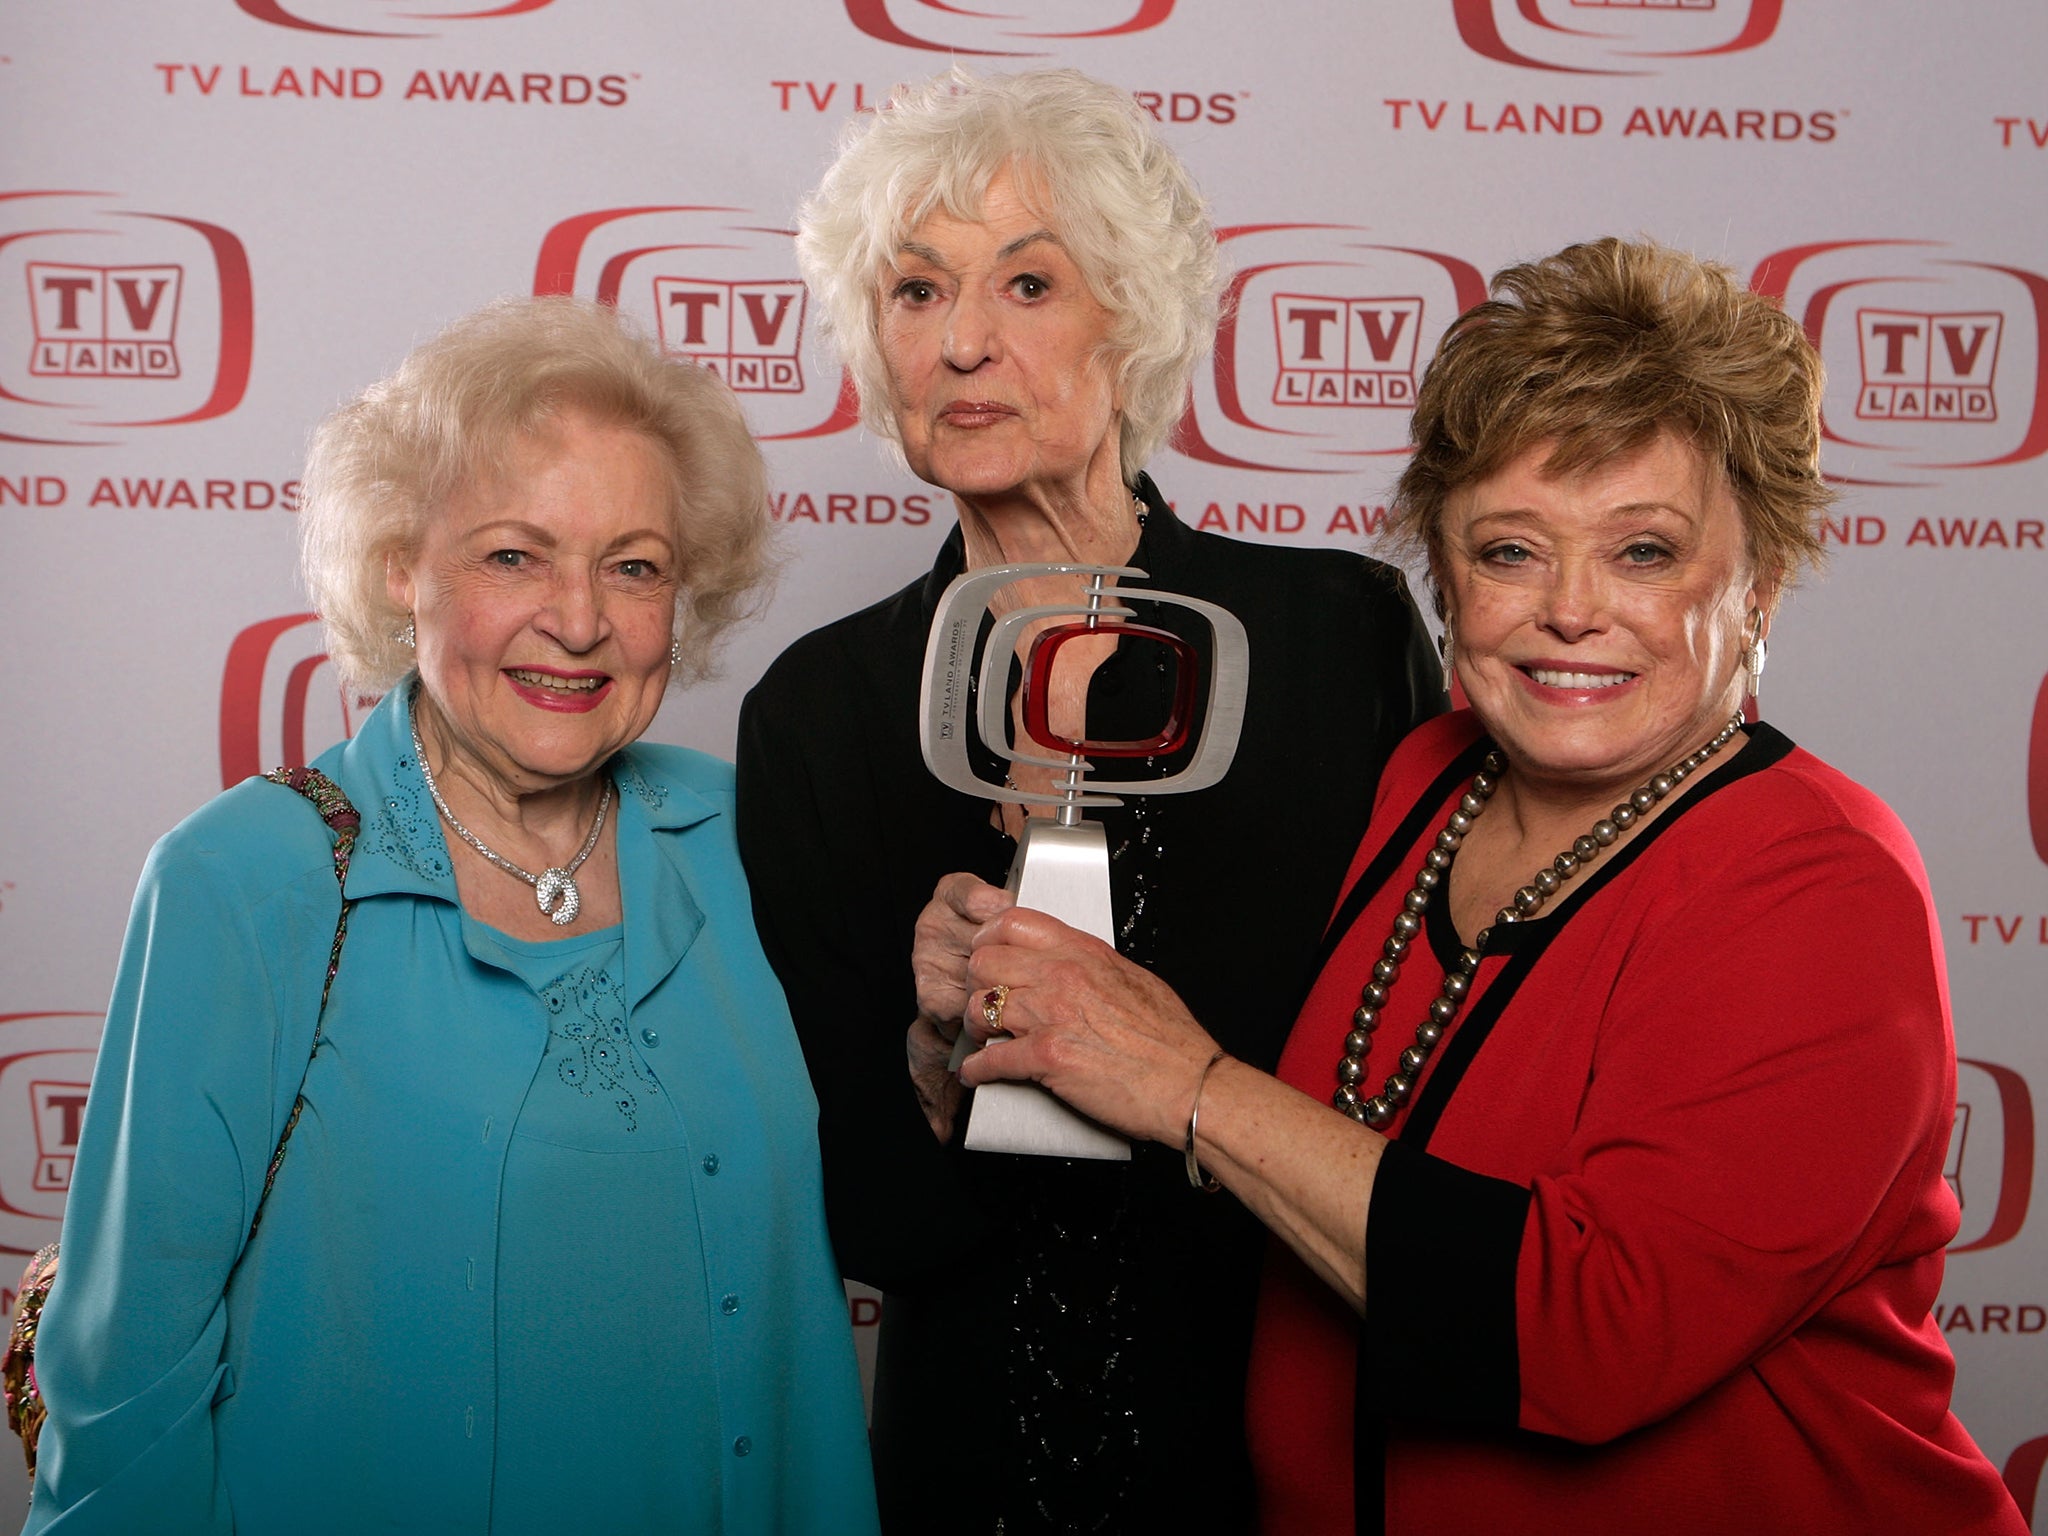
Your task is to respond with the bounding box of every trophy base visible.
[959,818,1131,1162]
[963,1082,1131,1159]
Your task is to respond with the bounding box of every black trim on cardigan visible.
[1363,1140,1534,1424]
[1312,739,1495,976]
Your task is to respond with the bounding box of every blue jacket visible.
[26,686,878,1534]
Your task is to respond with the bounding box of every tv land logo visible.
[1270,294,1426,409]
[1,192,252,447]
[1753,241,2048,486]
[234,0,557,39]
[1946,1059,2034,1254]
[844,0,1173,56]
[1179,226,1484,473]
[535,206,857,441]
[28,264,182,380]
[1854,310,2000,424]
[0,1012,104,1255]
[652,279,808,395]
[219,614,383,788]
[1453,0,1779,73]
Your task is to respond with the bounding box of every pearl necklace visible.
[408,703,612,927]
[1336,713,1745,1128]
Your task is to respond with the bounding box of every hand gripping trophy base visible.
[948,819,1131,1160]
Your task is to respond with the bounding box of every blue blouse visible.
[25,685,878,1535]
[479,922,720,1530]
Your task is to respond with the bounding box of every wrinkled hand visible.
[958,906,1219,1147]
[905,875,1014,1144]
[911,873,1015,1024]
[907,1013,965,1142]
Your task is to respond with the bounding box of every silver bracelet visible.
[1184,1048,1231,1192]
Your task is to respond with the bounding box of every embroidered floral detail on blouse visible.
[613,759,668,810]
[541,962,655,1131]
[364,756,452,882]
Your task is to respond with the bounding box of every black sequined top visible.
[736,479,1440,1535]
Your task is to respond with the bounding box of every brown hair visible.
[1392,237,1832,606]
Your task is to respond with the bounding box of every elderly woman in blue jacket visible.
[24,298,878,1535]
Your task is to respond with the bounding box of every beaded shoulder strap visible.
[238,767,360,1257]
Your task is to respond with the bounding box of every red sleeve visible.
[1513,816,1955,1442]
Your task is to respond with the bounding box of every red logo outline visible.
[843,0,1174,55]
[1178,224,1486,473]
[1949,1058,2035,1255]
[1452,0,1780,75]
[234,0,556,39]
[1751,239,2048,486]
[0,1013,104,1253]
[219,614,381,788]
[2,191,252,446]
[2005,1437,2048,1528]
[534,206,859,442]
[2030,673,2048,866]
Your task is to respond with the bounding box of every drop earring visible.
[1744,610,1767,704]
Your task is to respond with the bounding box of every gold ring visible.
[980,984,1010,1032]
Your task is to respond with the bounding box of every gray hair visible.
[794,67,1222,479]
[299,295,775,690]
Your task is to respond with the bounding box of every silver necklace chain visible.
[1337,712,1745,1128]
[408,702,611,927]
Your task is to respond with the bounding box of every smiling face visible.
[387,409,681,800]
[875,167,1124,503]
[1438,431,1772,808]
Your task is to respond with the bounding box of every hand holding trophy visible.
[918,562,1248,1158]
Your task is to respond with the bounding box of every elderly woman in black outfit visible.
[735,68,1437,1533]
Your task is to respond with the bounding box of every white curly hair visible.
[794,67,1224,480]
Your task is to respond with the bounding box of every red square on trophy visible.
[1019,623,1199,758]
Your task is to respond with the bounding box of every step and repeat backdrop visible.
[3,1,2045,1523]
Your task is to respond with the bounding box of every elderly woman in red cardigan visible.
[921,238,2026,1534]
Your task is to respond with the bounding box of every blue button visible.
[720,1292,740,1316]
[701,1152,721,1176]
[732,1435,752,1458]
[639,1027,660,1048]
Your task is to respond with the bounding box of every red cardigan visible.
[1246,713,2026,1536]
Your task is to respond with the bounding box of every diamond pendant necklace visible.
[1337,713,1745,1128]
[409,701,611,927]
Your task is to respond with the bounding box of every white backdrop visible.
[3,1,2045,1525]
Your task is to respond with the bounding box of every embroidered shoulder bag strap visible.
[1,767,360,1476]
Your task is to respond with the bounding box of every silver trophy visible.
[918,562,1249,1159]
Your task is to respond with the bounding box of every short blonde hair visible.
[300,296,774,689]
[1394,237,1832,604]
[795,67,1221,479]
